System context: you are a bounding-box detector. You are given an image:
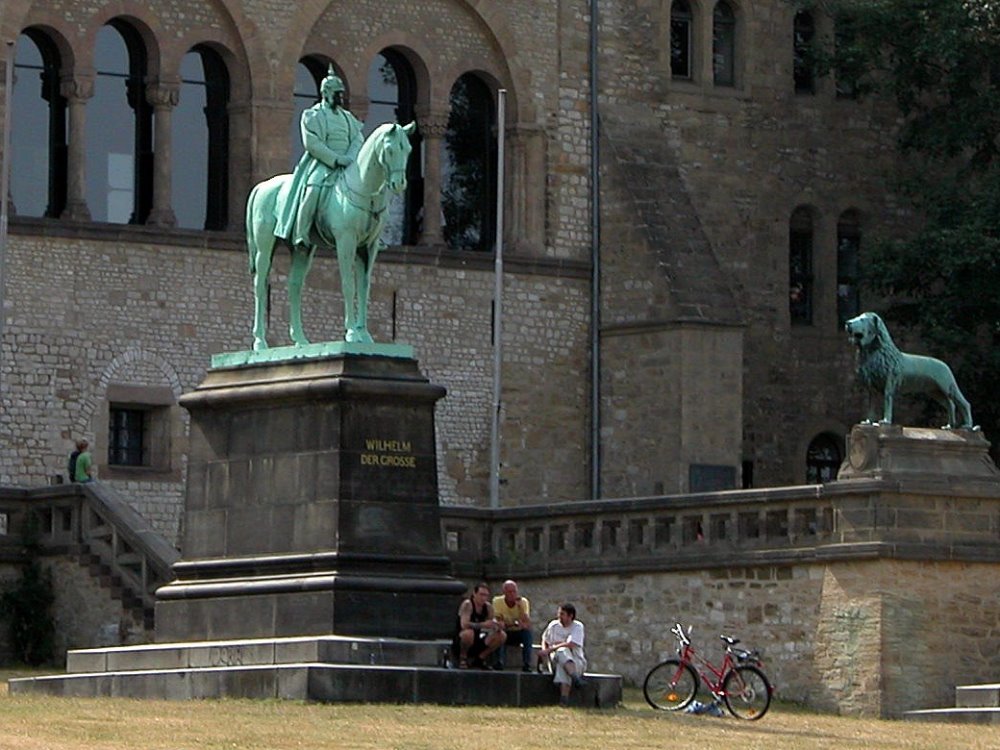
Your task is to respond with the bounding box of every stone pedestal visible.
[155,350,466,642]
[837,423,1000,482]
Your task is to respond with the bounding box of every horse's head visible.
[377,122,415,194]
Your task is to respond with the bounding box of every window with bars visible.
[108,406,147,467]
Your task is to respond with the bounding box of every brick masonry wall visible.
[517,558,1000,717]
[0,232,592,537]
[0,0,935,517]
[45,557,146,658]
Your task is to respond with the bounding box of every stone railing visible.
[440,476,1000,579]
[0,483,180,611]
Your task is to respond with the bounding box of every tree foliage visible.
[0,515,56,666]
[808,0,1000,444]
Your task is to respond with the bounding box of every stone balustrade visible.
[441,476,1000,580]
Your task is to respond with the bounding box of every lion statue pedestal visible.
[838,423,1000,483]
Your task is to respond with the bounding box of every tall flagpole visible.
[489,89,506,510]
[0,40,14,394]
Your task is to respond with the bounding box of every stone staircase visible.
[905,683,1000,724]
[47,483,180,637]
[8,635,623,707]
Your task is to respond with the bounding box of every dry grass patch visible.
[0,672,997,749]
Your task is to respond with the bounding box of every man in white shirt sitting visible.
[540,602,587,706]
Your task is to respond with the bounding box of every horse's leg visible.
[353,247,375,343]
[250,230,275,351]
[287,245,316,346]
[337,234,360,341]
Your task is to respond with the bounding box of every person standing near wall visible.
[69,439,93,482]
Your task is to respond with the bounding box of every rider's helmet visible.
[321,66,346,98]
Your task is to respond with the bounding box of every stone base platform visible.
[8,635,622,708]
[904,683,1000,725]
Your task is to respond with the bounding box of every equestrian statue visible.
[246,66,414,349]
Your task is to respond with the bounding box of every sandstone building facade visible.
[0,0,901,542]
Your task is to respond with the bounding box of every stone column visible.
[146,79,179,227]
[416,111,448,246]
[227,101,253,229]
[507,123,546,252]
[60,73,93,221]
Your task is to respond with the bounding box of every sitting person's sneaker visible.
[522,665,533,673]
[559,695,570,707]
[571,673,584,689]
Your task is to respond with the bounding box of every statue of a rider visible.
[275,66,365,250]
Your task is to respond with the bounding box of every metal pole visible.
[589,0,602,499]
[489,89,506,510]
[0,40,14,390]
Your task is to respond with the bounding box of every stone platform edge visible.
[211,341,415,368]
[8,664,622,708]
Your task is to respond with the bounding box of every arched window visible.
[806,433,842,483]
[789,207,814,325]
[835,13,859,99]
[712,1,736,87]
[837,210,861,326]
[289,58,325,168]
[87,22,152,224]
[670,0,694,80]
[173,46,230,230]
[11,30,67,218]
[793,10,816,94]
[443,73,496,252]
[366,50,422,246]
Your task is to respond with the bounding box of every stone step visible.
[956,683,1000,708]
[9,663,622,708]
[66,634,452,674]
[904,707,1000,724]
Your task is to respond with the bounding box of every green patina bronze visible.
[245,67,415,350]
[845,311,976,429]
[211,341,415,369]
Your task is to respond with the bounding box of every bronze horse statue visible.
[245,121,415,349]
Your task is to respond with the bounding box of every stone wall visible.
[0,0,933,520]
[515,558,1000,717]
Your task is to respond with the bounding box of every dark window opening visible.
[835,14,860,99]
[794,11,816,94]
[174,45,230,230]
[108,406,147,467]
[11,30,67,218]
[87,21,152,224]
[789,207,814,325]
[443,73,497,252]
[837,210,861,327]
[713,1,736,86]
[671,0,693,79]
[367,49,422,245]
[806,433,843,483]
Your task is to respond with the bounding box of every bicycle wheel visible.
[722,665,771,720]
[643,659,698,711]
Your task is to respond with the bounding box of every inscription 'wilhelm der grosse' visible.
[360,438,416,468]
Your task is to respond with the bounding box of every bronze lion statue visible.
[845,311,975,429]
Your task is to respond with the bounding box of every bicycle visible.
[643,622,773,720]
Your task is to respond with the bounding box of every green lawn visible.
[0,671,996,750]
